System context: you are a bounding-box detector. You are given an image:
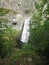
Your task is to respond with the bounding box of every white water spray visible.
[21,17,30,43]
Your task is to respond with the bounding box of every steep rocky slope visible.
[0,0,39,30]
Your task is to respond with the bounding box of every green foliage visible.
[2,50,37,65]
[0,23,20,58]
[0,7,20,59]
[23,0,49,65]
[0,18,9,58]
[0,0,49,65]
[0,7,10,16]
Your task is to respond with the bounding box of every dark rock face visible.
[25,10,30,14]
[16,36,23,49]
[12,22,17,25]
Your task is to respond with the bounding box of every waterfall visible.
[20,17,30,43]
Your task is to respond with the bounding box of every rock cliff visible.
[0,0,39,30]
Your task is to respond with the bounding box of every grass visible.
[1,49,38,65]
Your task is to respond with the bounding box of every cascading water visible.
[20,17,30,43]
